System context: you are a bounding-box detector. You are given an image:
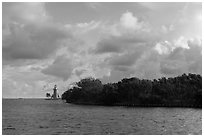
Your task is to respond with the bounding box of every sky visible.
[2,2,202,98]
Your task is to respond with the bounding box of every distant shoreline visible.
[67,102,202,109]
[2,98,48,100]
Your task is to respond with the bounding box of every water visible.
[2,99,202,135]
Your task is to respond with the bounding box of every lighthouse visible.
[53,85,58,99]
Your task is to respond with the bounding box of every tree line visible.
[62,73,202,108]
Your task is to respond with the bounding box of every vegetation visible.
[46,93,51,98]
[62,73,202,108]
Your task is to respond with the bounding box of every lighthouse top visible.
[53,85,57,90]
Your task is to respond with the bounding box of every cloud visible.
[93,38,123,54]
[108,48,145,67]
[101,70,132,84]
[91,10,202,83]
[154,41,172,55]
[120,11,143,30]
[2,65,50,98]
[90,11,159,81]
[3,23,69,60]
[94,36,146,54]
[160,38,202,76]
[75,69,86,77]
[161,24,174,33]
[86,2,102,9]
[2,3,71,64]
[92,11,159,55]
[76,20,101,33]
[119,11,151,34]
[2,3,48,24]
[173,36,189,49]
[100,36,201,83]
[93,31,156,54]
[41,55,74,81]
[160,59,187,75]
[101,48,159,83]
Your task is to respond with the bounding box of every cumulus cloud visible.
[100,37,201,83]
[116,11,151,35]
[120,11,143,30]
[93,33,155,55]
[94,30,157,53]
[3,3,48,24]
[154,41,172,55]
[3,23,69,60]
[108,47,146,67]
[91,9,201,83]
[160,38,202,76]
[94,38,123,54]
[93,11,158,55]
[41,55,74,81]
[2,3,71,63]
[173,36,189,49]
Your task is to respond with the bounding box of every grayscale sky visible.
[2,2,202,98]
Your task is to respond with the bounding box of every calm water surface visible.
[2,99,202,135]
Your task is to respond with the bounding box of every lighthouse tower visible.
[53,85,58,99]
